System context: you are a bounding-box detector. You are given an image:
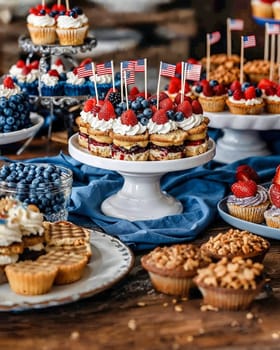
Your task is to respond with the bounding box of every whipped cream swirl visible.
[0,83,21,98]
[90,74,112,84]
[228,96,263,106]
[227,185,268,207]
[66,71,86,86]
[9,206,44,237]
[177,114,204,131]
[113,118,147,136]
[90,115,115,132]
[41,73,59,87]
[0,218,21,246]
[27,13,55,27]
[57,15,85,29]
[264,205,280,216]
[148,119,177,134]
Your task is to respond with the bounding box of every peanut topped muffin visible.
[141,244,211,296]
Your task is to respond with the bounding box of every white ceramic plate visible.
[0,230,134,312]
[218,197,280,240]
[0,113,44,145]
[205,111,280,131]
[89,0,172,13]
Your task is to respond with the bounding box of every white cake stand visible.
[205,111,280,164]
[69,134,216,221]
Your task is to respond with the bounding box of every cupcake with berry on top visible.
[258,79,280,114]
[51,58,67,80]
[226,81,265,115]
[56,2,89,46]
[64,67,89,96]
[27,2,57,45]
[15,60,40,96]
[264,165,280,228]
[40,69,64,96]
[197,79,227,112]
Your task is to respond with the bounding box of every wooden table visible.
[0,137,280,350]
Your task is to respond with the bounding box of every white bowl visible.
[90,0,172,13]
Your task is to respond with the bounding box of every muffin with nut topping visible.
[194,257,266,310]
[200,229,270,263]
[141,244,211,296]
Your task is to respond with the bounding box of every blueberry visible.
[227,89,233,96]
[166,110,175,120]
[242,82,251,91]
[141,99,149,108]
[73,6,83,15]
[0,116,6,126]
[131,101,141,111]
[255,88,262,97]
[49,11,57,17]
[140,116,149,126]
[195,85,202,93]
[175,111,184,122]
[6,117,15,126]
[136,96,144,102]
[3,125,12,133]
[137,113,144,120]
[115,107,122,116]
[40,9,46,15]
[4,108,13,116]
[149,98,157,105]
[209,80,219,87]
[17,104,25,112]
[142,108,152,118]
[118,102,127,111]
[59,11,65,15]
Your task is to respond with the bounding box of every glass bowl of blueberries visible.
[0,162,73,222]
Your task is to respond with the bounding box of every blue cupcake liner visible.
[40,82,64,96]
[64,82,90,97]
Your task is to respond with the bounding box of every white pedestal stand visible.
[205,111,280,164]
[69,134,216,221]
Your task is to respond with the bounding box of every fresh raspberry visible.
[152,109,169,124]
[272,165,280,185]
[258,78,277,90]
[129,86,140,96]
[269,183,280,208]
[187,57,199,64]
[231,180,258,198]
[16,60,25,68]
[191,100,203,114]
[83,98,97,112]
[29,60,39,70]
[159,91,169,101]
[3,76,15,89]
[265,86,276,96]
[203,84,214,97]
[230,80,241,91]
[200,79,210,88]
[174,93,192,106]
[177,100,192,117]
[233,89,243,100]
[22,66,31,75]
[120,109,138,126]
[244,86,256,100]
[98,100,116,121]
[159,97,174,111]
[236,165,259,182]
[213,84,226,96]
[48,69,59,77]
[168,77,181,94]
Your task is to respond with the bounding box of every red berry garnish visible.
[98,100,116,121]
[152,109,169,124]
[236,165,259,182]
[48,69,59,77]
[202,84,213,97]
[233,89,243,100]
[83,98,97,112]
[230,80,241,91]
[272,165,280,185]
[159,97,174,111]
[244,86,256,100]
[177,100,192,117]
[3,76,15,89]
[231,180,258,198]
[168,77,180,94]
[16,60,25,68]
[191,99,203,114]
[120,109,138,126]
[269,183,280,208]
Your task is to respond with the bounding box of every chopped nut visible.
[163,302,169,307]
[246,312,254,320]
[70,331,80,340]
[200,304,219,312]
[137,301,146,307]
[128,319,137,331]
[174,305,183,312]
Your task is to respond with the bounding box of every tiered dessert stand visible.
[69,134,216,221]
[205,111,280,164]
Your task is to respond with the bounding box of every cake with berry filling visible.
[64,67,89,96]
[110,109,149,161]
[40,69,64,96]
[27,3,57,45]
[179,99,210,157]
[88,100,116,158]
[227,176,270,223]
[56,6,89,46]
[226,83,265,115]
[76,98,97,149]
[148,108,186,161]
[0,77,31,134]
[197,79,227,112]
[264,165,280,228]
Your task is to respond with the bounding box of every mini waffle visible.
[43,221,90,247]
[38,250,88,285]
[46,242,92,263]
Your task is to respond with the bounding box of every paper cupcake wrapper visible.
[227,203,269,224]
[226,101,265,115]
[27,24,57,45]
[265,100,280,114]
[56,25,88,46]
[198,96,226,112]
[264,213,280,228]
[148,271,194,296]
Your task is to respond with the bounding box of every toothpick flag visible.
[133,58,145,72]
[227,18,244,56]
[209,31,221,45]
[184,63,202,81]
[267,23,280,35]
[122,60,135,71]
[123,70,135,85]
[243,35,256,48]
[160,62,176,78]
[77,63,94,78]
[96,61,113,75]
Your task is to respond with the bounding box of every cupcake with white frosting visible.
[40,69,64,96]
[64,67,89,96]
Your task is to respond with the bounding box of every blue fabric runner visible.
[1,136,279,251]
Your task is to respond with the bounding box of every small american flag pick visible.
[77,63,94,78]
[184,63,201,81]
[243,35,256,48]
[228,18,244,31]
[209,31,221,45]
[96,61,112,75]
[134,59,145,72]
[266,23,280,35]
[160,62,176,78]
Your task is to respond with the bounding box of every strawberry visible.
[175,62,182,75]
[159,97,174,111]
[272,165,280,185]
[244,86,256,100]
[236,165,259,182]
[98,100,116,121]
[231,180,258,198]
[213,84,226,96]
[174,93,192,106]
[258,78,277,90]
[230,80,241,91]
[152,109,169,124]
[202,84,213,97]
[22,66,31,75]
[184,81,191,93]
[233,89,243,100]
[29,60,39,70]
[187,58,199,64]
[79,58,92,67]
[269,183,280,207]
[83,98,97,112]
[265,86,276,96]
[16,60,25,68]
[54,58,63,66]
[177,100,192,117]
[48,69,59,77]
[168,77,181,94]
[3,76,15,89]
[120,109,138,126]
[191,100,203,114]
[129,86,139,96]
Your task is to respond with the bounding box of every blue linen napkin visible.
[1,151,279,251]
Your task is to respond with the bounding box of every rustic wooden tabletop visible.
[0,136,280,350]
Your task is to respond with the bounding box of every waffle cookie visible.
[46,242,92,263]
[43,221,90,247]
[38,250,88,285]
[5,260,58,295]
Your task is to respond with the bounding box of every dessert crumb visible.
[230,320,240,327]
[163,302,169,307]
[200,304,219,312]
[272,332,280,340]
[128,319,137,331]
[137,301,146,307]
[246,312,254,320]
[174,304,183,312]
[187,335,194,342]
[70,331,80,340]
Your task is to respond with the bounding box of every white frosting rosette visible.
[27,13,56,27]
[147,119,177,135]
